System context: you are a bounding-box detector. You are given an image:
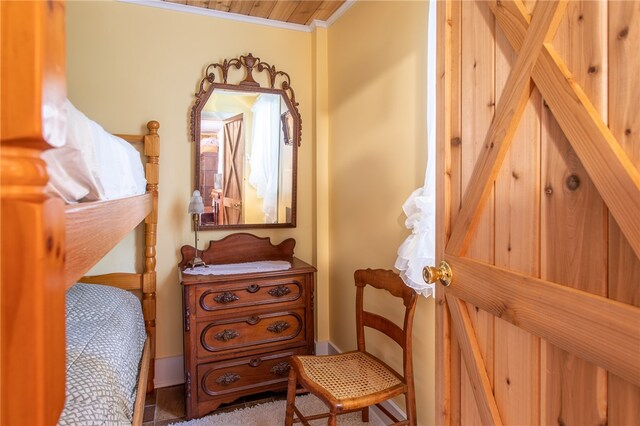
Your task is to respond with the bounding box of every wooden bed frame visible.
[1,1,157,425]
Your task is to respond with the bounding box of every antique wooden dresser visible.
[179,233,316,419]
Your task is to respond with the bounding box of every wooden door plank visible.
[448,1,463,423]
[459,1,496,422]
[447,0,567,257]
[435,0,455,424]
[540,2,609,424]
[608,1,640,424]
[493,17,542,424]
[491,0,640,261]
[443,254,640,387]
[446,295,503,426]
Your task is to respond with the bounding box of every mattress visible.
[58,284,146,426]
[42,100,147,203]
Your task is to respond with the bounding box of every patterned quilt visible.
[58,284,146,425]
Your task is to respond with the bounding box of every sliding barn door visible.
[435,1,640,424]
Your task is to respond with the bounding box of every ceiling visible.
[162,1,348,26]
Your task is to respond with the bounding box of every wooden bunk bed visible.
[1,1,157,425]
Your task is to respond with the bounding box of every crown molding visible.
[324,0,357,27]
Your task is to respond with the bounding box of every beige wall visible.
[327,1,435,424]
[66,0,316,360]
[67,1,434,423]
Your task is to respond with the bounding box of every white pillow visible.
[42,99,146,202]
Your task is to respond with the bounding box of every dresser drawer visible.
[195,275,305,316]
[197,309,306,357]
[197,347,306,401]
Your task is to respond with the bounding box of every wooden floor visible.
[142,385,288,425]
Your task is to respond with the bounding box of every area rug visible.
[169,394,376,426]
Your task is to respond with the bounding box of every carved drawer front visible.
[197,309,305,357]
[196,276,305,316]
[197,347,306,401]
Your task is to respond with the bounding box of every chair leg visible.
[328,413,337,426]
[361,406,369,422]
[285,369,297,426]
[405,389,417,426]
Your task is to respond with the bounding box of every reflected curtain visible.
[249,95,281,223]
[395,0,437,297]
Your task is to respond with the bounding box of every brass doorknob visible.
[423,261,453,287]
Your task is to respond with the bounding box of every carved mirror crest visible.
[191,54,301,229]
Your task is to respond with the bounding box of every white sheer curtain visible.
[249,94,281,223]
[395,0,437,297]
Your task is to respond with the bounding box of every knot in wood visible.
[566,174,580,191]
[544,185,553,196]
[618,27,629,40]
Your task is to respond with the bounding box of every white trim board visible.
[154,355,184,389]
[119,0,356,32]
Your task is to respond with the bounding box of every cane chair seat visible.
[293,351,404,408]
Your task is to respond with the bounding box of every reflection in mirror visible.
[191,54,301,230]
[199,91,293,226]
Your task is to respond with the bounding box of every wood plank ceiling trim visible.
[164,0,346,25]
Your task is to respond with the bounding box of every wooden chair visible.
[285,268,418,426]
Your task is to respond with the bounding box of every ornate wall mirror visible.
[191,54,301,229]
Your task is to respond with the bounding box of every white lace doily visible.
[183,260,291,275]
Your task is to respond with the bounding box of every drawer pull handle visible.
[214,329,239,342]
[249,358,262,367]
[214,292,240,304]
[215,372,240,386]
[247,316,260,325]
[268,285,291,298]
[246,284,261,293]
[267,321,290,334]
[270,361,291,376]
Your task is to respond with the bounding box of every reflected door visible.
[221,114,243,225]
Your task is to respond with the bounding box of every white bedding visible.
[42,100,147,203]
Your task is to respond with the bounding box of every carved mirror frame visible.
[191,53,301,230]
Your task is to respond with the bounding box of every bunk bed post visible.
[1,1,67,424]
[143,120,159,392]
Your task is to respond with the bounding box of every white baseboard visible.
[370,398,407,425]
[314,339,340,355]
[154,355,185,388]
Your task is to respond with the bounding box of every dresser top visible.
[180,256,315,285]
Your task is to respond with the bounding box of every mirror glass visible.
[191,54,300,229]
